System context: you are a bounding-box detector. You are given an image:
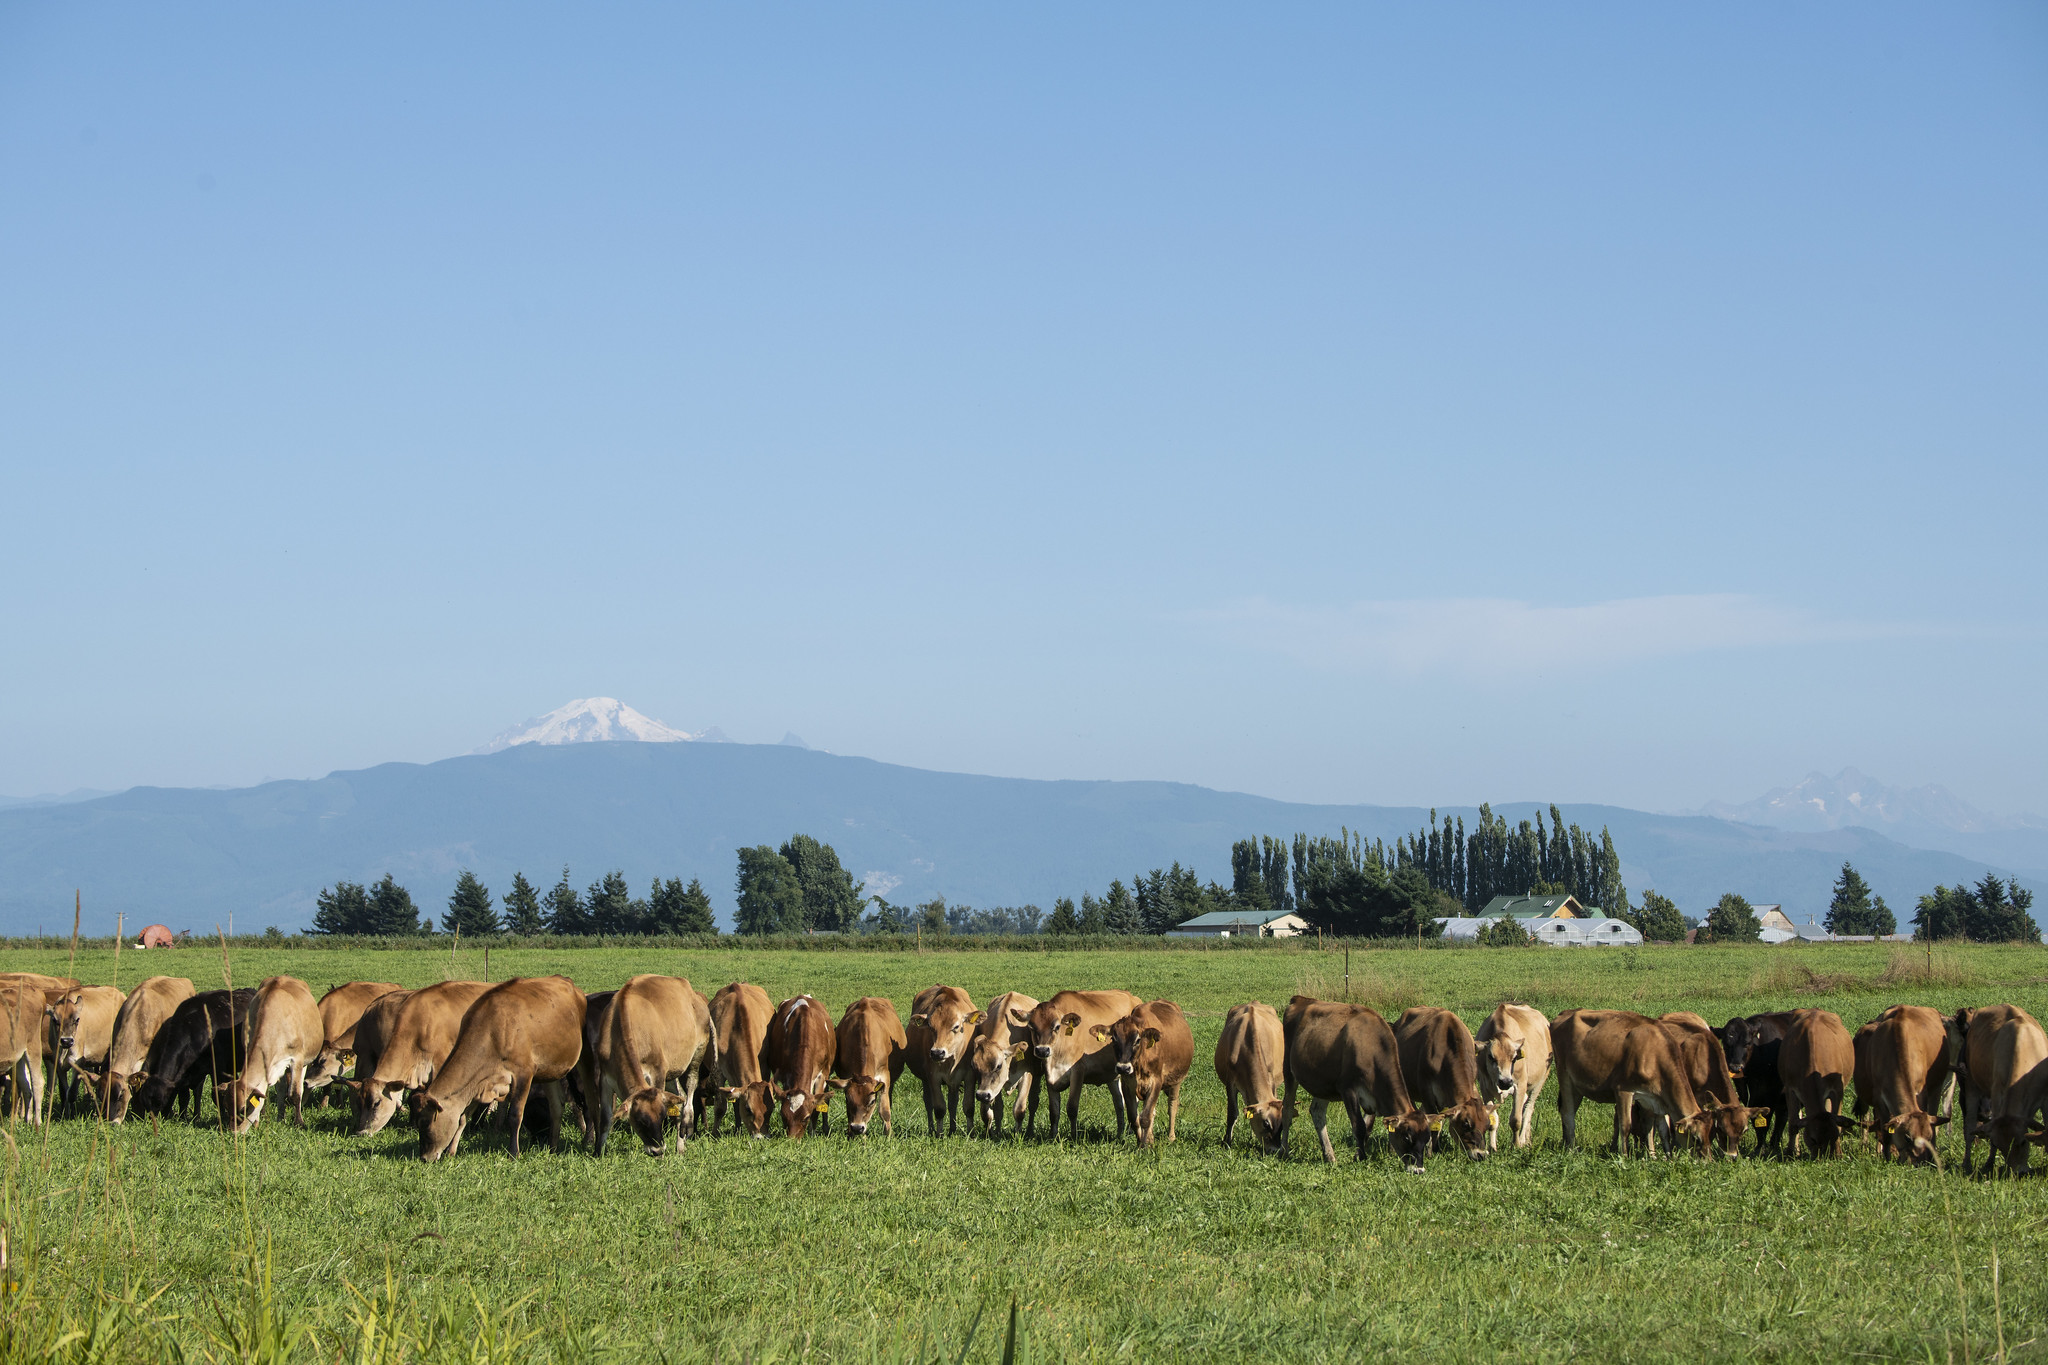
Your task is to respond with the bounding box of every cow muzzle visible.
[847,1122,868,1136]
[1115,1063,1134,1076]
[1033,1045,1051,1060]
[928,1047,949,1062]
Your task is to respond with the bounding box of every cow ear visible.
[1932,1115,1952,1128]
[769,1081,786,1099]
[129,1071,149,1085]
[967,1011,985,1025]
[718,1086,743,1099]
[613,1101,631,1121]
[1087,1024,1109,1041]
[418,1097,443,1115]
[1061,1012,1082,1031]
[337,1051,355,1066]
[1427,1116,1444,1133]
[827,1077,849,1091]
[665,1098,684,1117]
[1007,1008,1030,1027]
[1010,1042,1029,1061]
[1141,1028,1161,1047]
[874,1078,888,1094]
[908,1013,929,1029]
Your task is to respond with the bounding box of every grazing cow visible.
[1553,1010,1764,1157]
[1474,1003,1551,1150]
[967,991,1042,1139]
[832,996,907,1137]
[0,972,81,1003]
[101,976,196,1122]
[1097,1000,1193,1147]
[343,989,412,1120]
[590,975,713,1156]
[1956,1005,2048,1177]
[1773,1009,1856,1157]
[1851,1006,1957,1166]
[352,980,493,1135]
[0,985,48,1123]
[1394,1007,1495,1161]
[1215,1000,1287,1154]
[709,982,775,1138]
[907,985,981,1136]
[129,989,256,1121]
[1280,997,1438,1171]
[1717,1012,1798,1151]
[567,989,617,1143]
[223,976,325,1132]
[1657,1013,1758,1156]
[1014,990,1141,1141]
[418,976,586,1161]
[300,982,406,1097]
[46,986,123,1118]
[762,994,837,1139]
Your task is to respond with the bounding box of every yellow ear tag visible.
[666,1101,683,1117]
[1752,1115,1768,1130]
[248,1095,264,1111]
[338,1052,355,1066]
[1062,1022,1076,1036]
[1428,1118,1443,1133]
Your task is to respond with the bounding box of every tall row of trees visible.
[310,867,716,936]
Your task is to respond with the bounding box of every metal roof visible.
[1173,909,1304,928]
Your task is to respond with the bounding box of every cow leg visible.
[505,1075,535,1158]
[1613,1092,1634,1156]
[290,1060,307,1128]
[676,1074,699,1152]
[1167,1081,1181,1143]
[1136,1082,1159,1147]
[1222,1082,1239,1148]
[1558,1079,1578,1151]
[1066,1080,1083,1141]
[1514,1084,1536,1149]
[1309,1099,1337,1164]
[1023,1074,1040,1140]
[540,1079,567,1154]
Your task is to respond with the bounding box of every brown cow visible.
[907,985,980,1136]
[1215,1000,1286,1154]
[353,980,493,1135]
[101,976,195,1122]
[344,989,412,1121]
[0,985,48,1123]
[708,982,775,1138]
[1775,1009,1856,1157]
[1851,1005,1957,1166]
[46,986,123,1117]
[590,975,714,1156]
[967,991,1041,1139]
[0,972,81,999]
[1956,1004,2048,1177]
[1096,1000,1192,1147]
[1552,1009,1764,1158]
[300,982,405,1096]
[224,976,325,1131]
[1014,989,1141,1141]
[1658,1012,1760,1156]
[1394,1007,1495,1161]
[418,976,586,1160]
[1280,996,1437,1171]
[1474,1003,1551,1151]
[831,997,907,1137]
[762,994,836,1139]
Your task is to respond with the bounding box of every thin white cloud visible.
[1184,594,1917,674]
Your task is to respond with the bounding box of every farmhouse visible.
[1474,893,1586,920]
[1439,892,1643,945]
[1166,909,1309,938]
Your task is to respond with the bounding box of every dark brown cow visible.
[1015,989,1141,1141]
[418,976,587,1161]
[907,985,980,1136]
[1775,1009,1856,1157]
[1280,996,1438,1171]
[591,975,714,1156]
[1097,1000,1193,1147]
[762,994,836,1139]
[101,976,195,1122]
[1658,1012,1760,1156]
[966,991,1041,1139]
[300,982,405,1096]
[353,980,493,1135]
[831,997,907,1137]
[1851,1005,1956,1166]
[1956,1004,2048,1177]
[1394,1006,1495,1161]
[1215,1000,1287,1154]
[129,989,256,1121]
[709,982,774,1138]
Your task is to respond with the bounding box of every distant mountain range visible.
[1698,768,2048,878]
[0,741,2037,937]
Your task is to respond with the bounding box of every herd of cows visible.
[5,968,2046,1175]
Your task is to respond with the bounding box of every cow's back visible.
[766,994,836,1088]
[710,982,773,1086]
[1551,1009,1655,1100]
[1216,1000,1284,1099]
[318,982,406,1048]
[836,997,906,1079]
[107,976,196,1074]
[375,980,494,1084]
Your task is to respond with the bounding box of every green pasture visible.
[3,939,2046,1362]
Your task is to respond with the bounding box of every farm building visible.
[1437,913,1643,946]
[1474,894,1587,920]
[1755,905,1798,943]
[1167,909,1309,938]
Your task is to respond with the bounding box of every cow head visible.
[1697,1098,1770,1156]
[829,1076,887,1136]
[220,1080,267,1133]
[301,1047,354,1092]
[614,1086,686,1155]
[1096,1018,1160,1078]
[1717,1018,1760,1079]
[104,1070,140,1122]
[1240,1099,1288,1156]
[354,1079,413,1137]
[415,1094,466,1162]
[1982,1115,2035,1176]
[1872,1110,1947,1166]
[1436,1096,1497,1161]
[1387,1109,1438,1173]
[1476,1034,1522,1099]
[969,1035,1026,1122]
[910,1001,982,1067]
[719,1082,775,1138]
[47,993,86,1065]
[773,1079,828,1140]
[1798,1100,1853,1158]
[1021,1006,1093,1085]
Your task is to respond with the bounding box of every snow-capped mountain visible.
[1700,768,2042,836]
[475,698,700,754]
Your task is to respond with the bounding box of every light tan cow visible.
[1776,1009,1856,1157]
[418,976,587,1161]
[1394,1006,1496,1161]
[1851,1005,1958,1165]
[1014,989,1141,1141]
[353,980,493,1135]
[967,991,1041,1139]
[708,982,774,1137]
[344,989,412,1121]
[0,972,80,999]
[907,984,981,1136]
[1097,1000,1193,1147]
[0,985,48,1123]
[1215,1000,1286,1154]
[591,974,714,1156]
[1474,1003,1551,1150]
[224,976,326,1131]
[1956,1004,2048,1177]
[46,986,123,1118]
[300,982,406,1096]
[101,976,195,1122]
[832,997,907,1137]
[1280,996,1438,1171]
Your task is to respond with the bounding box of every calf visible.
[709,982,774,1137]
[101,976,195,1122]
[1473,1003,1550,1150]
[129,989,257,1121]
[1394,1006,1495,1161]
[1776,1009,1856,1158]
[907,985,980,1136]
[1281,996,1437,1171]
[418,976,586,1161]
[46,986,123,1118]
[1957,1004,2048,1177]
[591,975,714,1156]
[1015,989,1141,1141]
[224,976,325,1132]
[832,997,907,1137]
[1851,1006,1955,1166]
[353,980,493,1135]
[763,994,837,1139]
[966,991,1040,1139]
[300,982,405,1097]
[1097,1000,1192,1147]
[1215,1000,1287,1154]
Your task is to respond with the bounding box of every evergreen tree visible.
[1101,879,1141,936]
[311,880,371,935]
[676,877,717,934]
[1046,896,1080,935]
[780,834,862,932]
[646,876,718,935]
[1965,876,2040,943]
[585,870,635,934]
[734,846,803,935]
[1913,884,1972,941]
[502,871,545,935]
[442,870,501,936]
[545,866,589,935]
[1630,890,1687,944]
[366,874,425,935]
[1826,863,1885,936]
[1078,892,1108,935]
[1868,894,1897,937]
[1697,892,1761,945]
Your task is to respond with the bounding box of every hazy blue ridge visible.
[0,743,2036,936]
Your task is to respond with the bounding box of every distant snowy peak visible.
[1702,768,2045,836]
[476,698,700,754]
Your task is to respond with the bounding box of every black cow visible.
[129,989,256,1121]
[1719,1012,1796,1153]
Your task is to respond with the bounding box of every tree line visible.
[310,867,716,937]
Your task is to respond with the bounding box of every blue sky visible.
[3,4,2044,815]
